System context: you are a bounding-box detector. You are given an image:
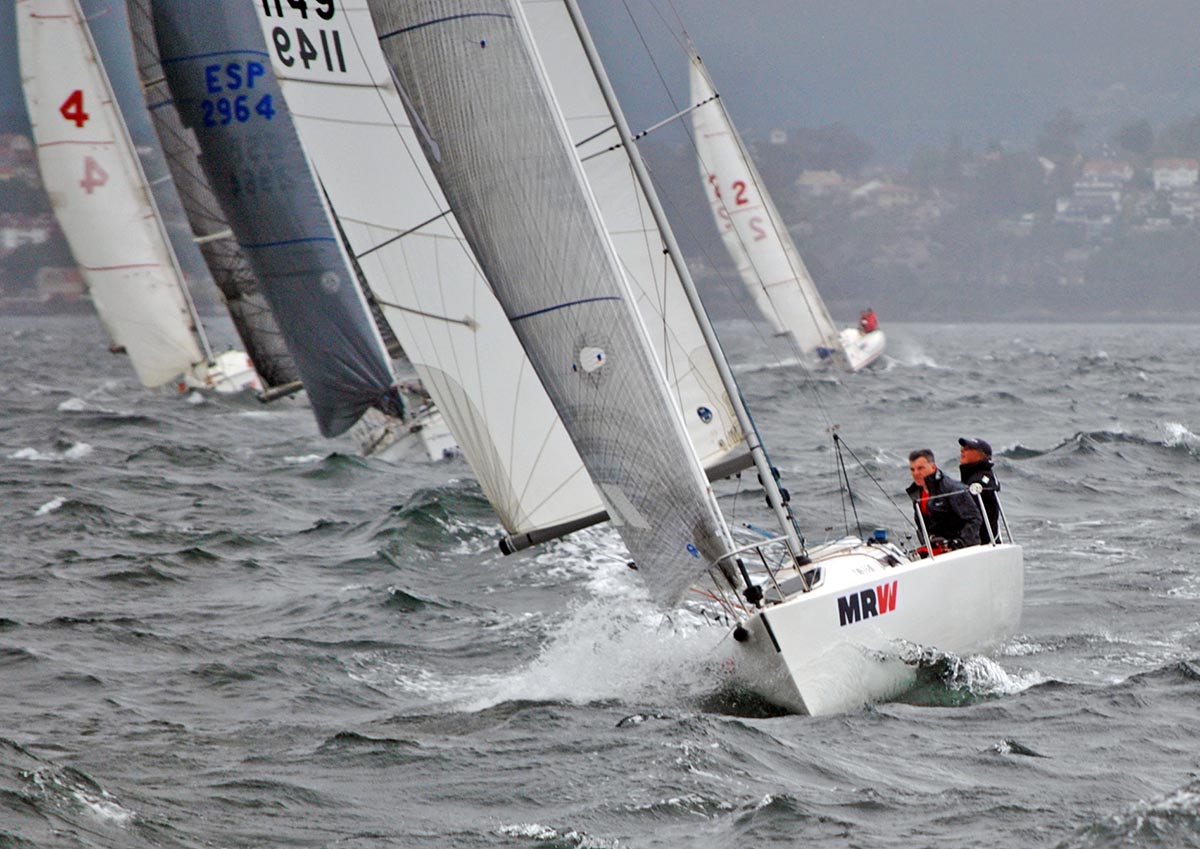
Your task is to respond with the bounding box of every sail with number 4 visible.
[368,0,740,604]
[689,55,847,363]
[126,0,300,396]
[147,0,404,437]
[254,2,747,547]
[16,0,218,389]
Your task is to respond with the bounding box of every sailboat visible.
[144,0,413,439]
[366,0,1023,715]
[16,0,260,394]
[689,55,886,372]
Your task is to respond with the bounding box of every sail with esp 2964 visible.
[148,0,403,436]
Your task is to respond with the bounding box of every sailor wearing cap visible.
[959,437,1002,544]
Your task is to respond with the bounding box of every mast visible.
[561,0,807,563]
[73,0,214,364]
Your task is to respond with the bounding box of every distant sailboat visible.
[146,0,408,438]
[689,55,885,372]
[16,0,259,393]
[367,0,1023,715]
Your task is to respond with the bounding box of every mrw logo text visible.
[837,581,898,627]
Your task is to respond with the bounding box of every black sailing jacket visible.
[906,468,982,548]
[960,459,1002,544]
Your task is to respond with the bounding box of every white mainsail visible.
[368,0,739,604]
[258,3,747,540]
[17,0,210,389]
[689,55,844,362]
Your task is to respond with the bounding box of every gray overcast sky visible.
[589,0,1200,162]
[5,1,1200,163]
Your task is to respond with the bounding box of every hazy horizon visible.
[5,1,1200,165]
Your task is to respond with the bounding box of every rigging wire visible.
[833,433,864,538]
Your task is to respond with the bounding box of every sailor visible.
[906,448,981,554]
[859,308,879,334]
[958,437,1002,544]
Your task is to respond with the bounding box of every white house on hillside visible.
[1152,158,1199,191]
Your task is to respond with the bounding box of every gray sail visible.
[126,0,299,394]
[369,0,736,605]
[149,0,400,436]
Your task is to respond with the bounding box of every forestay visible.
[369,0,737,605]
[150,0,402,436]
[689,56,841,359]
[126,0,301,394]
[17,0,206,389]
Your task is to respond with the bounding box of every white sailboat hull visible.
[181,349,261,395]
[838,328,887,372]
[727,542,1023,715]
[352,407,459,464]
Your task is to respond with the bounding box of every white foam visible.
[63,442,94,460]
[35,497,65,516]
[185,390,206,406]
[1159,420,1200,448]
[57,397,89,412]
[11,447,56,462]
[1136,783,1200,815]
[937,652,1047,698]
[495,823,618,848]
[10,442,93,462]
[885,340,942,369]
[459,597,725,711]
[282,454,323,465]
[73,788,136,826]
[1000,638,1046,657]
[497,823,560,840]
[27,769,136,827]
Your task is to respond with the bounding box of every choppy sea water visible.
[2,314,1198,849]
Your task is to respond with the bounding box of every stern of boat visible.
[183,350,261,394]
[838,327,886,371]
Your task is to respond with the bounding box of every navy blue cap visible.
[958,437,992,456]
